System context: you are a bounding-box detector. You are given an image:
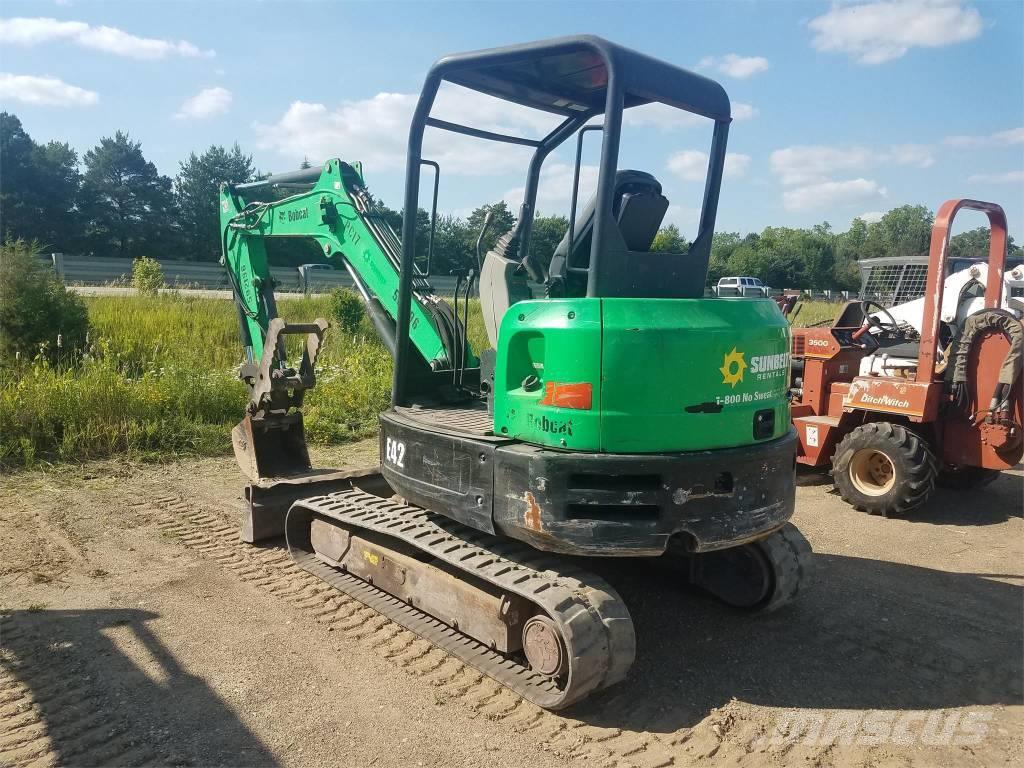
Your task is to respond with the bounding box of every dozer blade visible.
[233,410,382,543]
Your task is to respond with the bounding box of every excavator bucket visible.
[232,317,327,484]
[232,411,312,484]
[232,317,373,543]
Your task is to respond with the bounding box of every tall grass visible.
[791,300,842,327]
[0,294,394,467]
[1,292,844,468]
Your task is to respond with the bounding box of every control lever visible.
[476,210,495,272]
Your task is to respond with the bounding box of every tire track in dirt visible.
[137,490,682,768]
[0,615,166,768]
[131,486,1024,768]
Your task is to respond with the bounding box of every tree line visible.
[2,111,1018,289]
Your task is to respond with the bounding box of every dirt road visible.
[1,444,1021,767]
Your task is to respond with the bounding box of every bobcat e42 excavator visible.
[219,36,810,709]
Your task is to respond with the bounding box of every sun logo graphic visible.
[720,347,747,387]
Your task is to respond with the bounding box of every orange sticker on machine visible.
[538,382,593,410]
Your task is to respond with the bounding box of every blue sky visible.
[1,0,1022,239]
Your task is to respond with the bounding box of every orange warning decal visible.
[538,382,593,410]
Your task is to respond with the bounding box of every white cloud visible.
[699,54,770,79]
[732,103,759,121]
[622,100,757,130]
[944,126,1024,147]
[726,153,752,177]
[174,86,232,120]
[664,203,700,229]
[887,143,936,168]
[0,16,213,58]
[967,170,1024,184]
[503,162,600,212]
[769,143,933,186]
[770,145,874,186]
[770,143,926,212]
[859,211,886,224]
[254,84,560,176]
[667,150,707,181]
[667,150,750,181]
[255,94,414,172]
[994,127,1024,145]
[624,102,703,130]
[783,179,888,212]
[808,1,984,64]
[0,73,97,106]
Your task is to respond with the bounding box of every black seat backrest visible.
[548,170,668,293]
[833,301,867,328]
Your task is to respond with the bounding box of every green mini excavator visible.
[220,36,810,710]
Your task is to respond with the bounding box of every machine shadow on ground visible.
[572,550,1022,734]
[913,475,1023,526]
[0,609,279,767]
[567,473,1024,733]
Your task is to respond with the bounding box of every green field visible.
[0,293,837,468]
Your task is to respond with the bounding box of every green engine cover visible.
[492,297,791,453]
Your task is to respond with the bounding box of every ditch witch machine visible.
[791,199,1024,515]
[219,36,809,709]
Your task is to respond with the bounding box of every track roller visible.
[285,486,635,710]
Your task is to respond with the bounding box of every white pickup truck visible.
[716,276,770,297]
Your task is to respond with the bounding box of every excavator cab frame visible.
[393,35,732,404]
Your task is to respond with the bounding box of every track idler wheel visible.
[522,614,568,679]
[690,523,811,612]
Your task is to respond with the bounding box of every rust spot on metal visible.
[524,491,543,532]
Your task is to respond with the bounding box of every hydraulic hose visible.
[950,308,1024,416]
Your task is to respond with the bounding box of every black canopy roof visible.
[430,34,731,123]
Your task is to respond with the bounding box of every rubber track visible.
[751,523,812,612]
[132,490,692,767]
[288,489,636,710]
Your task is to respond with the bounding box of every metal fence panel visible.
[40,254,850,300]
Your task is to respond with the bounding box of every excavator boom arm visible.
[219,159,470,370]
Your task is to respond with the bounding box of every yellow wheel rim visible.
[849,448,896,497]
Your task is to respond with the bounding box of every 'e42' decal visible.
[385,436,406,469]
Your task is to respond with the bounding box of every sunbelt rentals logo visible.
[720,347,790,388]
[720,347,747,387]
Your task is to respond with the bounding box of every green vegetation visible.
[0,292,393,468]
[329,288,366,335]
[790,300,840,327]
[1,271,838,469]
[5,110,1019,292]
[0,229,495,469]
[0,240,89,363]
[131,256,164,296]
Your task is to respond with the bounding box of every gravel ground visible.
[1,443,1020,768]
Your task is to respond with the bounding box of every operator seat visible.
[479,170,669,349]
[548,170,669,298]
[833,301,953,359]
